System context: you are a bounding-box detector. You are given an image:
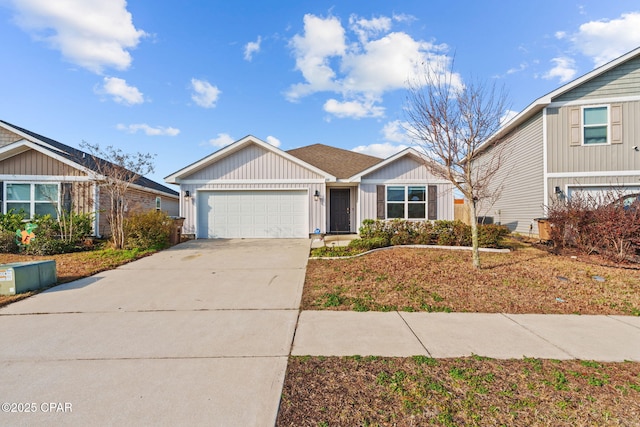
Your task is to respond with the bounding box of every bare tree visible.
[404,62,510,269]
[81,142,155,249]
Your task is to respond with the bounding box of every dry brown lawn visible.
[302,244,640,315]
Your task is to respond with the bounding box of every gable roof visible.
[349,147,436,181]
[165,135,336,183]
[287,143,382,179]
[479,45,640,152]
[0,120,178,197]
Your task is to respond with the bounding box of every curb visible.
[310,244,511,260]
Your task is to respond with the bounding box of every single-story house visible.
[165,136,454,238]
[0,120,179,236]
[473,46,640,235]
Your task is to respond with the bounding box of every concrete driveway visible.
[0,238,310,426]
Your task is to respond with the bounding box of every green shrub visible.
[0,210,28,233]
[348,237,390,251]
[359,219,391,240]
[124,210,172,251]
[0,230,19,253]
[478,224,511,248]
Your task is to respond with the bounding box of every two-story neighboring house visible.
[473,46,640,235]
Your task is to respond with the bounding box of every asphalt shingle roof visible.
[0,120,178,196]
[287,143,382,179]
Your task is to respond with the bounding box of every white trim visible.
[581,104,610,146]
[0,174,92,182]
[175,178,327,185]
[360,178,452,185]
[566,183,640,189]
[548,94,640,108]
[165,135,335,183]
[3,181,60,218]
[0,140,98,178]
[547,170,640,178]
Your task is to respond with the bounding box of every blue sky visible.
[1,1,640,185]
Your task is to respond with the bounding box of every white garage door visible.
[197,190,308,238]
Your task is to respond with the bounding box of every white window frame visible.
[155,196,162,211]
[385,185,427,220]
[582,105,610,146]
[4,182,61,219]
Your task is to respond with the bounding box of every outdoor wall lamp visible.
[554,186,562,195]
[184,190,191,200]
[313,190,320,201]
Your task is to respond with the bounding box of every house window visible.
[386,186,426,219]
[156,196,161,211]
[583,106,608,145]
[5,183,59,218]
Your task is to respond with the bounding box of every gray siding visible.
[359,155,454,223]
[180,182,324,236]
[546,101,640,173]
[554,56,640,102]
[477,112,545,234]
[0,149,85,176]
[185,144,324,181]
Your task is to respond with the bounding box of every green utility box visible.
[0,260,57,296]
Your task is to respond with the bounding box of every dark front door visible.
[330,188,350,233]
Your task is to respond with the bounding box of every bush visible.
[357,219,510,249]
[0,210,28,234]
[124,210,173,251]
[348,237,390,251]
[546,191,640,262]
[0,230,19,253]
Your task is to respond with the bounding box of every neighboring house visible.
[0,120,179,237]
[165,137,454,239]
[473,46,640,235]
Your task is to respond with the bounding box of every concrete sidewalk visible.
[292,311,640,362]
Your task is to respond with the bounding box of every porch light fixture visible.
[313,190,320,201]
[554,186,562,195]
[184,190,191,200]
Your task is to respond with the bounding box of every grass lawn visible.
[279,240,640,426]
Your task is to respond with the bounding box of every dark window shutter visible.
[376,185,385,219]
[62,183,73,213]
[427,185,437,220]
[0,182,3,213]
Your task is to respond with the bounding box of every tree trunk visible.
[469,199,481,269]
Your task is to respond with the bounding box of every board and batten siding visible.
[553,56,640,103]
[179,182,324,236]
[476,112,545,234]
[186,144,325,181]
[358,154,454,223]
[0,149,85,176]
[546,101,640,174]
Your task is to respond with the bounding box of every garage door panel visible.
[197,190,307,238]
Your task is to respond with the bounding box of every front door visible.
[330,188,350,233]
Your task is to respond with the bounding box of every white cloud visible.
[265,135,281,147]
[500,110,519,125]
[9,0,146,73]
[287,13,457,119]
[116,123,179,136]
[348,14,392,43]
[381,120,412,143]
[571,12,640,66]
[352,142,408,159]
[543,57,577,83]
[98,76,144,105]
[208,133,235,148]
[191,78,221,108]
[244,36,262,61]
[323,98,384,119]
